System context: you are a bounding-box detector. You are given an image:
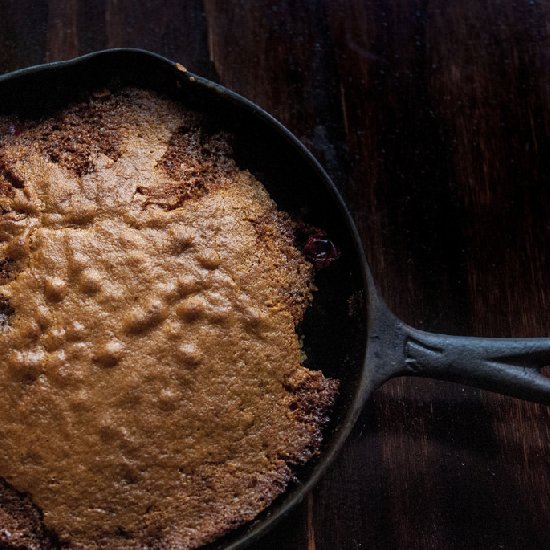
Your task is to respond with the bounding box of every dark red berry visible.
[8,124,17,136]
[303,233,340,269]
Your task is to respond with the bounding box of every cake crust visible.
[0,89,338,549]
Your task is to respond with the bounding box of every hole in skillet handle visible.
[0,50,371,550]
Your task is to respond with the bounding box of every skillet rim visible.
[0,48,375,549]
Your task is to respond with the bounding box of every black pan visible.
[0,49,548,550]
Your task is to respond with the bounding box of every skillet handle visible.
[399,327,550,405]
[367,296,550,405]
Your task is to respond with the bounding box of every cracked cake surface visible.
[0,88,338,549]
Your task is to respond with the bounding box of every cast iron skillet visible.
[0,49,548,549]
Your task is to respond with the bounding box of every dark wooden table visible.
[1,1,548,549]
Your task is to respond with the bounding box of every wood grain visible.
[0,1,548,548]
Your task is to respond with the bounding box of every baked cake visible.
[0,88,338,549]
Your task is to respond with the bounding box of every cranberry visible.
[303,232,340,269]
[8,123,20,136]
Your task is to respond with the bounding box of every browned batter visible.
[0,89,337,549]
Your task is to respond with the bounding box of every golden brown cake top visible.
[0,88,337,549]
